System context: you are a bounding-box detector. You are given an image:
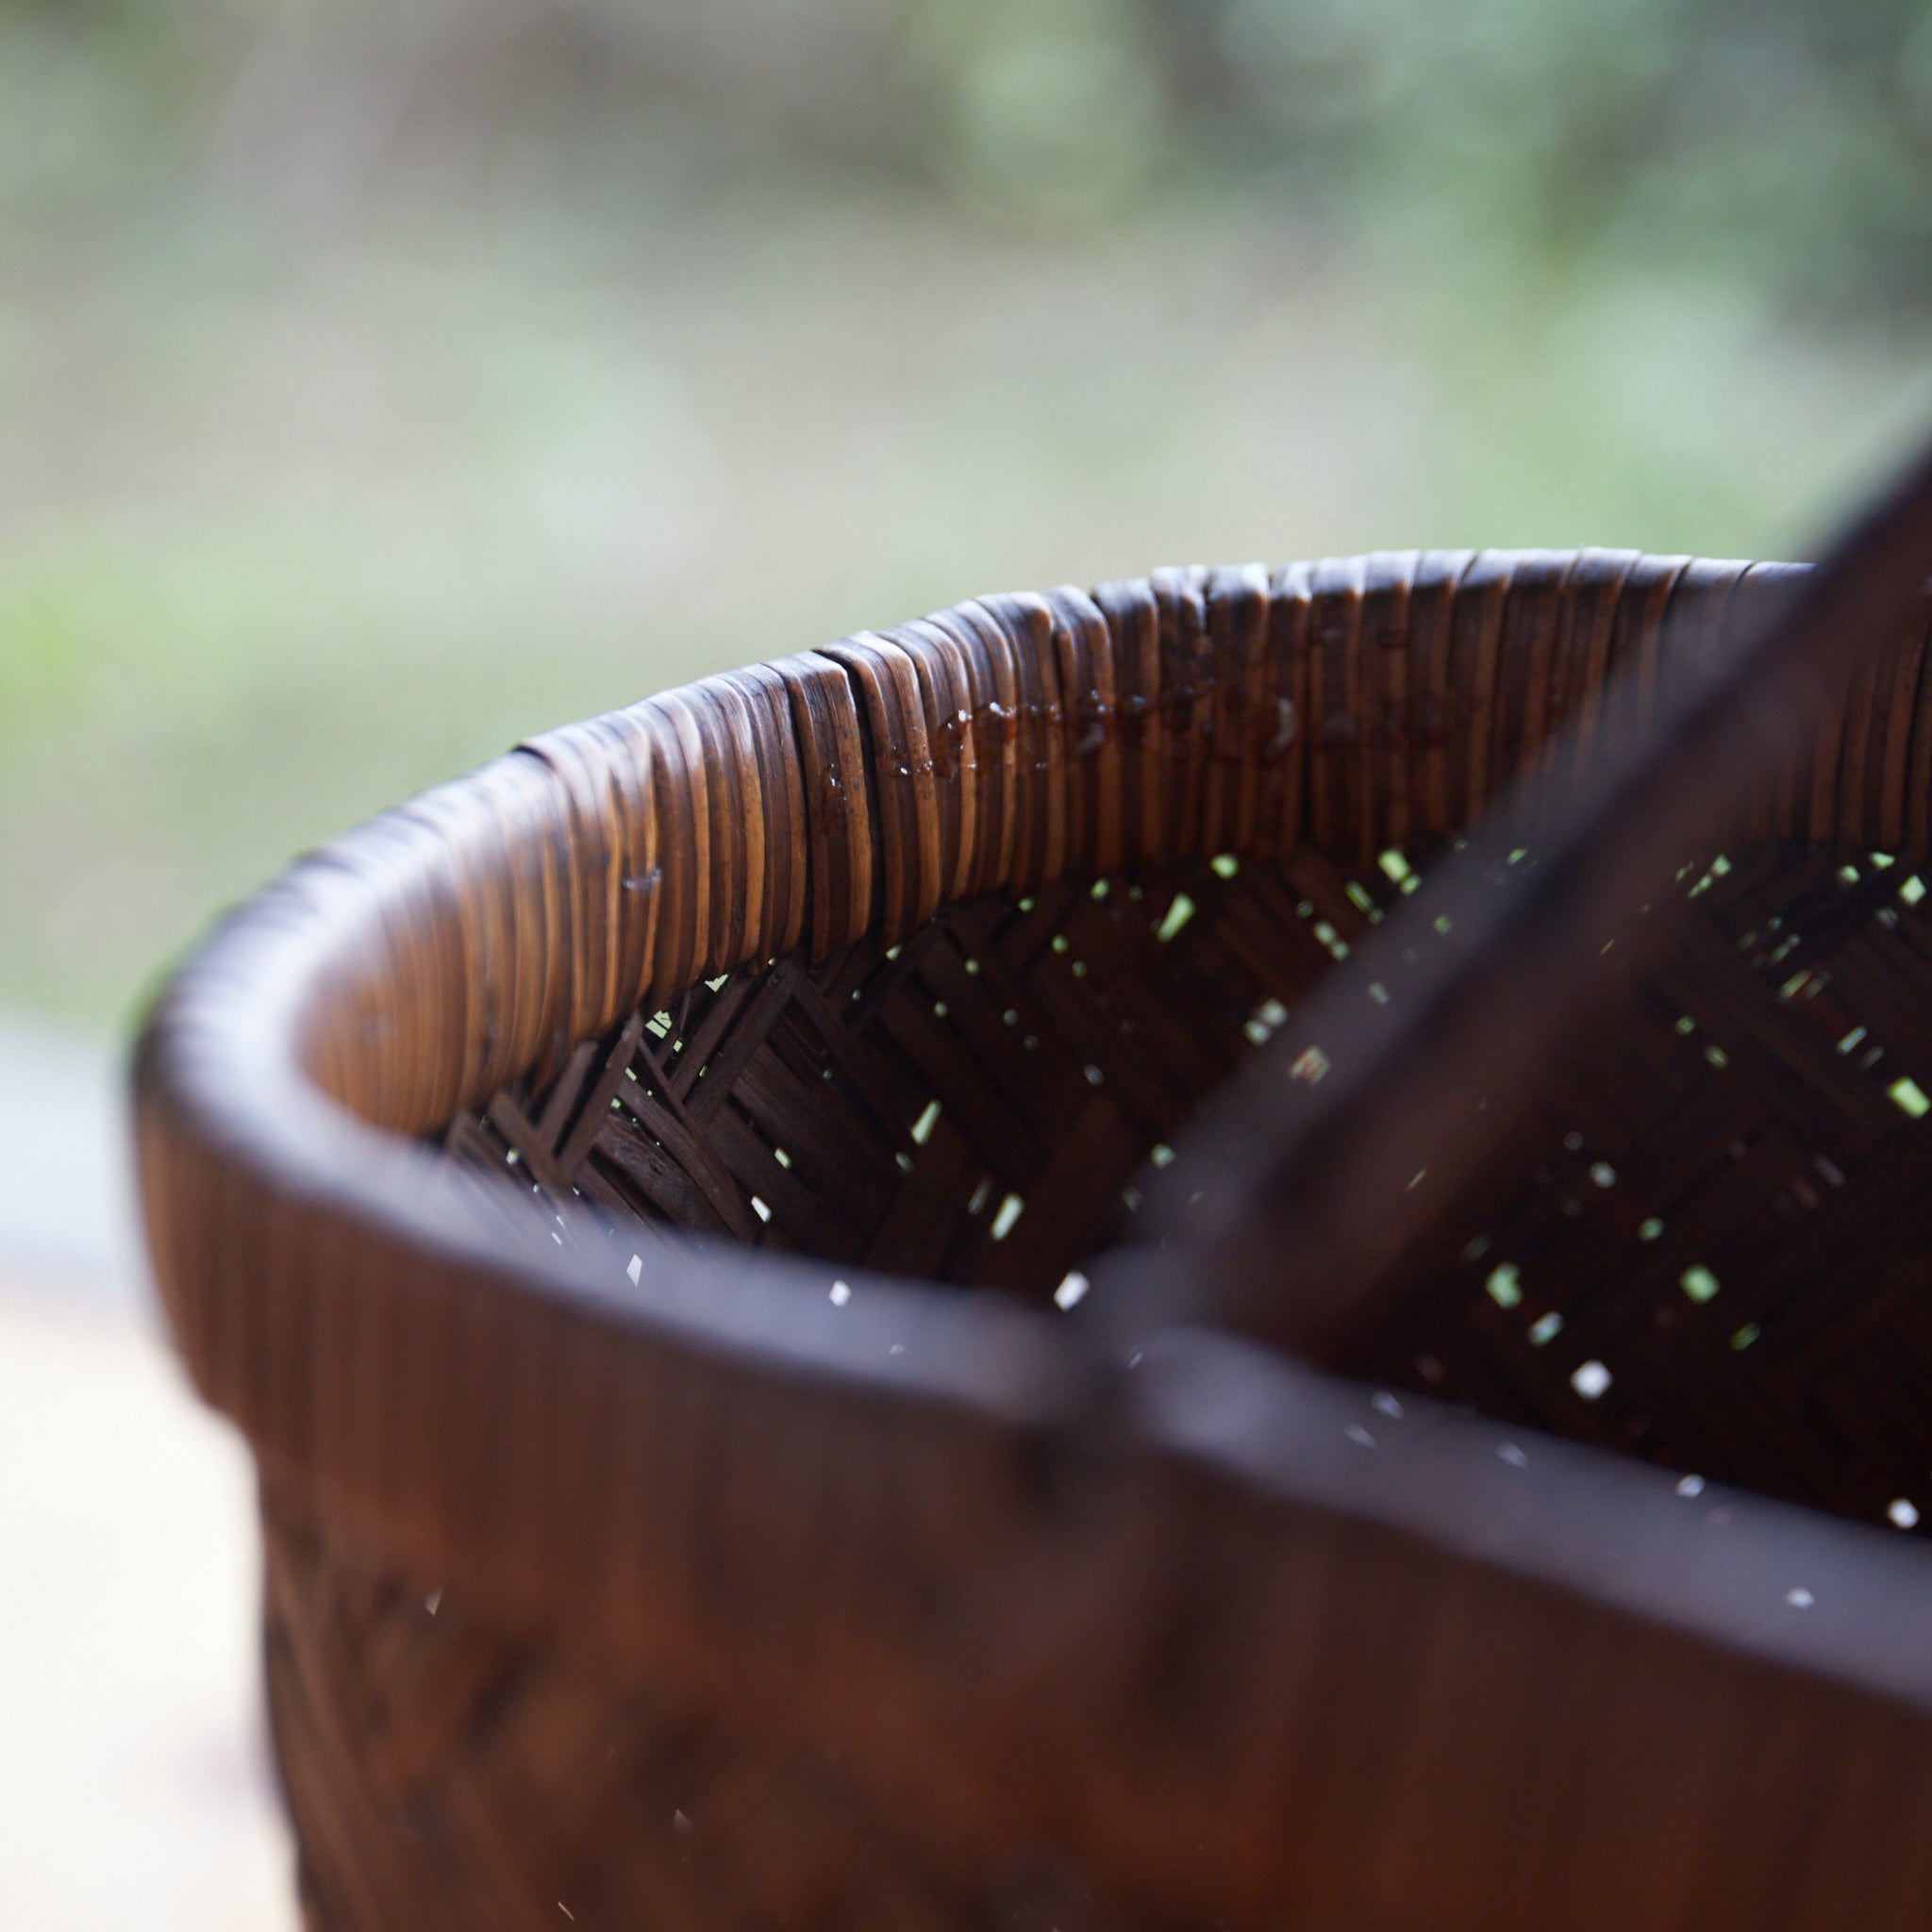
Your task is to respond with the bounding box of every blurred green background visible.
[5,0,1932,1031]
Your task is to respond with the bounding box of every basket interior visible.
[440,824,1932,1539]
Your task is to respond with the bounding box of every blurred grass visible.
[3,1,1931,1030]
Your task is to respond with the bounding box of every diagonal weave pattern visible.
[1369,839,1932,1527]
[445,825,1932,1536]
[440,846,1379,1297]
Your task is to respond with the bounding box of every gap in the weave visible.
[442,839,1932,1538]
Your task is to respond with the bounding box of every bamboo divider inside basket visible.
[1136,442,1932,1369]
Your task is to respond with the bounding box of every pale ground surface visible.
[0,1017,300,1932]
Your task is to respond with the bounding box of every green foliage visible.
[1,0,1930,1028]
[8,0,1932,303]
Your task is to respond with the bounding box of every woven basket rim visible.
[130,554,1932,1907]
[133,742,1095,1420]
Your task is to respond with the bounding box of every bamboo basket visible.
[134,544,1932,1932]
